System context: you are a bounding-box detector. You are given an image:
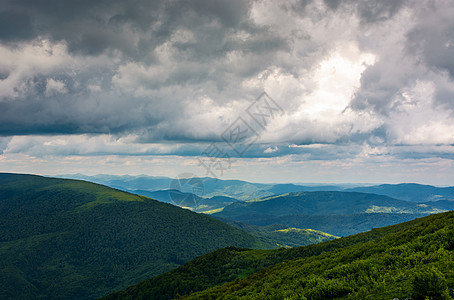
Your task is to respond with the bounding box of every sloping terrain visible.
[105,212,454,300]
[225,221,338,247]
[0,173,270,299]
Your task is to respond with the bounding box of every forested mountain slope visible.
[0,173,270,299]
[104,212,454,300]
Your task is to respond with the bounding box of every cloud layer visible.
[0,0,453,183]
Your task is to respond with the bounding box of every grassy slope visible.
[0,173,270,299]
[183,211,454,299]
[104,211,431,300]
[223,221,338,247]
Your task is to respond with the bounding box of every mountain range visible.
[59,174,454,237]
[60,174,454,203]
[212,191,445,236]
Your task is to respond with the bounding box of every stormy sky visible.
[0,0,453,184]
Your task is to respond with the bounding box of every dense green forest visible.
[0,173,272,299]
[105,211,454,299]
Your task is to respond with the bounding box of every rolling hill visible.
[58,174,347,201]
[0,173,271,299]
[60,174,454,204]
[347,183,454,203]
[212,191,444,236]
[219,213,428,237]
[219,220,338,248]
[104,211,454,300]
[59,174,274,200]
[217,191,442,216]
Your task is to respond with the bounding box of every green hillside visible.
[0,173,270,299]
[104,211,446,299]
[183,211,454,299]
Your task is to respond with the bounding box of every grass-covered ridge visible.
[223,221,338,248]
[105,212,454,300]
[185,211,454,299]
[0,173,271,299]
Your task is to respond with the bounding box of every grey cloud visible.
[356,0,407,24]
[435,79,454,111]
[0,10,34,42]
[406,1,454,78]
[0,0,291,138]
[243,143,361,160]
[0,0,254,59]
[350,58,416,116]
[0,137,11,154]
[292,0,406,24]
[323,0,341,11]
[184,0,251,27]
[1,0,453,152]
[0,89,161,136]
[350,0,454,145]
[389,145,454,160]
[1,0,167,56]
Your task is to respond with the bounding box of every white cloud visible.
[45,78,67,96]
[264,146,278,153]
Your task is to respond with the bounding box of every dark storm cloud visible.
[406,2,454,79]
[0,0,453,159]
[0,10,34,41]
[296,0,406,23]
[0,0,253,58]
[0,0,161,55]
[0,0,296,139]
[356,0,406,23]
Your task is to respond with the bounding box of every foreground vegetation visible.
[106,212,454,299]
